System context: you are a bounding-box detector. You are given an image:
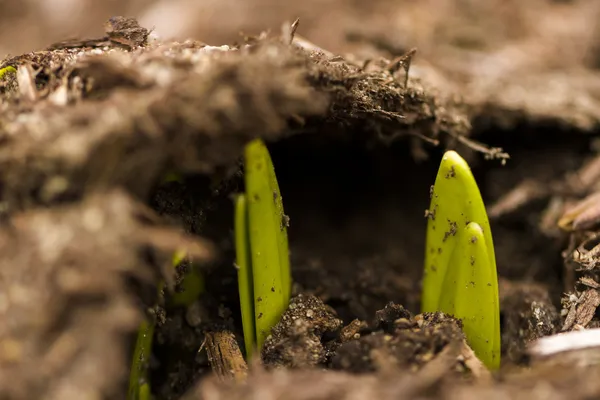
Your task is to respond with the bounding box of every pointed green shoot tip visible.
[438,222,500,370]
[170,266,205,307]
[422,150,500,370]
[235,139,291,357]
[170,249,206,306]
[172,250,187,267]
[422,150,497,312]
[0,66,16,80]
[162,171,183,184]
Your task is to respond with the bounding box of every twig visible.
[205,330,248,382]
[290,19,300,45]
[282,18,301,46]
[452,133,510,164]
[388,48,417,88]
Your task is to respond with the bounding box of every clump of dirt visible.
[188,302,488,400]
[0,190,212,399]
[500,281,560,363]
[372,302,413,333]
[0,24,329,213]
[259,299,477,379]
[331,310,465,374]
[262,294,343,368]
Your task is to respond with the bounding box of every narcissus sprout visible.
[0,66,16,80]
[235,139,291,359]
[422,150,500,370]
[128,250,202,400]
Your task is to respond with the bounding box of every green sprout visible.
[0,66,16,80]
[161,171,183,184]
[128,317,156,400]
[128,250,202,400]
[422,150,500,370]
[235,139,291,359]
[170,250,205,307]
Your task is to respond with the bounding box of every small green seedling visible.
[235,139,291,359]
[0,66,16,80]
[128,317,155,400]
[422,150,500,370]
[128,250,202,400]
[170,250,205,307]
[161,171,183,184]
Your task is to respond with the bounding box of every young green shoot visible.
[235,194,255,358]
[0,66,16,80]
[422,150,500,370]
[170,250,205,307]
[127,317,155,400]
[235,139,291,359]
[128,250,203,399]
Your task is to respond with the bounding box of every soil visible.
[2,2,600,400]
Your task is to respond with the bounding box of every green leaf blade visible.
[439,222,499,370]
[235,194,256,358]
[244,139,290,350]
[127,319,156,400]
[265,146,291,309]
[139,383,151,400]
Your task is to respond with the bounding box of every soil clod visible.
[262,294,343,369]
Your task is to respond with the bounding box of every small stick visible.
[388,48,417,88]
[453,133,509,163]
[290,18,300,44]
[281,18,301,46]
[204,330,248,381]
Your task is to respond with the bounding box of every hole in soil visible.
[270,133,442,319]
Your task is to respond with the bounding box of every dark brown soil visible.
[2,1,600,399]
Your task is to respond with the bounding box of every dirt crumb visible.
[372,302,413,333]
[339,319,367,343]
[104,16,150,48]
